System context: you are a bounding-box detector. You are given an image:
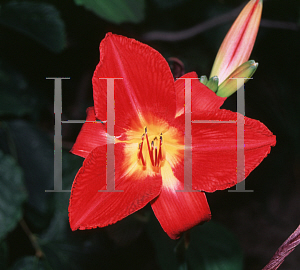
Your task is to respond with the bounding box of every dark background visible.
[0,0,299,269]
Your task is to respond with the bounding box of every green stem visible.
[19,219,44,259]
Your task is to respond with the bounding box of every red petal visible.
[174,72,226,117]
[188,110,276,192]
[92,33,177,129]
[69,144,162,230]
[71,107,107,158]
[151,162,211,240]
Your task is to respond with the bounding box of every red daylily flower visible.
[68,33,276,239]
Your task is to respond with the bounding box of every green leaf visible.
[146,212,180,270]
[147,213,243,270]
[0,241,8,270]
[0,63,36,118]
[37,151,85,270]
[186,222,243,270]
[0,91,32,118]
[38,212,86,270]
[0,1,66,53]
[73,0,145,24]
[0,150,27,240]
[9,256,50,270]
[0,120,54,230]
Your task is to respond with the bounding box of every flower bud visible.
[216,60,258,97]
[210,0,262,84]
[206,76,219,93]
[200,75,208,85]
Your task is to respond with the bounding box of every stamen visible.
[139,136,146,166]
[138,128,164,168]
[145,129,154,166]
[158,135,162,164]
[151,140,154,154]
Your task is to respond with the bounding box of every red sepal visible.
[71,107,107,158]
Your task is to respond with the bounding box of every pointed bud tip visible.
[248,61,258,70]
[209,0,262,83]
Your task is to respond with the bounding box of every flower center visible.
[138,127,164,169]
[121,117,184,179]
